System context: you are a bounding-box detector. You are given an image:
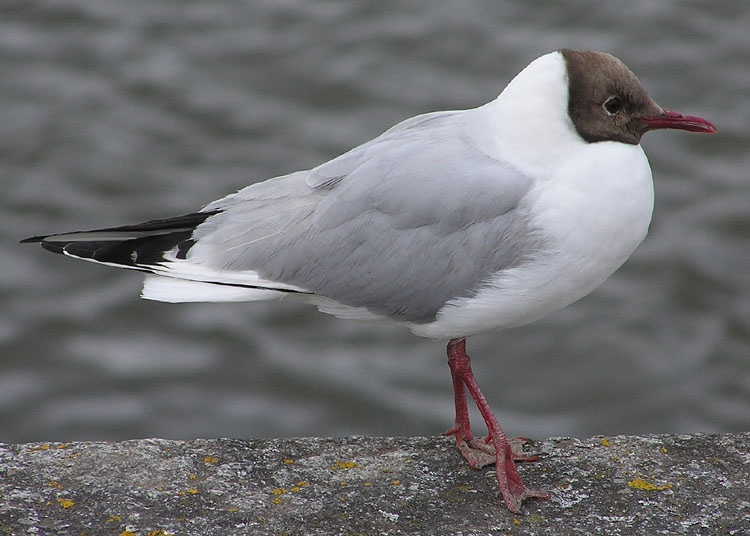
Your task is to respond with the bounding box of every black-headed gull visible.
[23,49,716,512]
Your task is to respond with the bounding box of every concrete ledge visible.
[1,433,748,535]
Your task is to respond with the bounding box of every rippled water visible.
[2,1,748,444]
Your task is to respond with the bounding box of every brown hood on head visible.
[561,49,715,145]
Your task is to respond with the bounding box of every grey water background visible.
[2,1,748,444]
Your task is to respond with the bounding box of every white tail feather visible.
[141,275,286,303]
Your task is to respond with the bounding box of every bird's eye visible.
[603,96,623,116]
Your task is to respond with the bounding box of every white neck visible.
[467,51,584,178]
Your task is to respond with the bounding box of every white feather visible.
[141,275,286,303]
[141,258,310,294]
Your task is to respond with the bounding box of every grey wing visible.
[191,111,537,322]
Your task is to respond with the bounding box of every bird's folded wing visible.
[189,110,538,322]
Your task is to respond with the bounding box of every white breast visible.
[412,141,654,339]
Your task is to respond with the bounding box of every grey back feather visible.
[193,110,538,322]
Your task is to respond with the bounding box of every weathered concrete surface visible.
[0,433,747,535]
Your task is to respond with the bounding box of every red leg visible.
[445,338,538,465]
[444,342,474,443]
[445,337,549,513]
[444,339,497,469]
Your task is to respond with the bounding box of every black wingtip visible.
[20,235,46,244]
[20,235,67,254]
[21,210,221,265]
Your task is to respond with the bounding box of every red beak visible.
[642,109,717,134]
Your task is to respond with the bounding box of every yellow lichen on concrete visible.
[49,481,64,490]
[56,497,75,509]
[601,438,611,447]
[333,460,358,470]
[203,456,218,464]
[627,478,673,491]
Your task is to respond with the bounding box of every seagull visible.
[23,49,716,512]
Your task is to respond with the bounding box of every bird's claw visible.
[450,432,548,513]
[451,435,539,469]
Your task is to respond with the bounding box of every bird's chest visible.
[411,143,655,339]
[531,143,655,292]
